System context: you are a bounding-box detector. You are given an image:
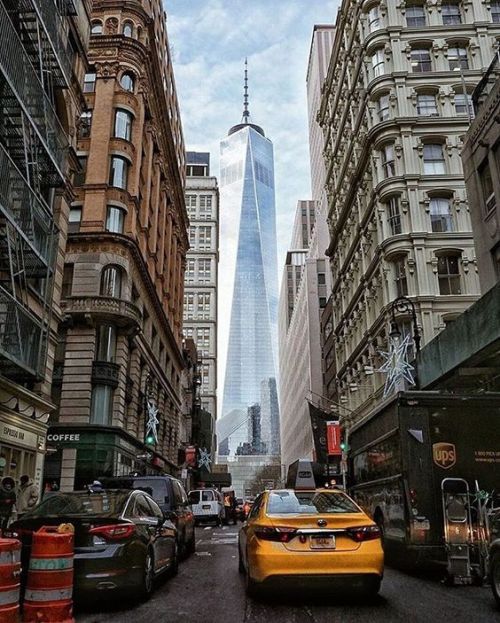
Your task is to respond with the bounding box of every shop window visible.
[109,156,129,189]
[411,48,432,72]
[114,109,133,141]
[387,197,402,235]
[430,198,453,232]
[381,143,396,178]
[120,72,135,92]
[106,206,126,233]
[423,144,446,175]
[101,265,123,298]
[83,72,96,93]
[442,3,461,25]
[437,254,461,294]
[122,21,133,37]
[448,46,469,70]
[68,206,82,233]
[417,93,438,116]
[406,5,426,28]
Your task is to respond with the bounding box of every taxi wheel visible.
[238,543,245,574]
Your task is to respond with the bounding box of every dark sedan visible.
[6,489,177,600]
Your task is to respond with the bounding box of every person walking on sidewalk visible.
[16,475,39,516]
[0,477,16,532]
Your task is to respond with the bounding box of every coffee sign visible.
[433,442,456,470]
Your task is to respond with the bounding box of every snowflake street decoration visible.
[198,448,212,471]
[146,400,159,444]
[377,333,416,397]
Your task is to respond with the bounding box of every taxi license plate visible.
[310,535,335,549]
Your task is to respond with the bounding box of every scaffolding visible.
[0,0,68,382]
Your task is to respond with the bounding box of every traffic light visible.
[145,432,155,446]
[340,434,349,452]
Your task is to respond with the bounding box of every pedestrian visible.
[0,477,16,533]
[16,475,39,516]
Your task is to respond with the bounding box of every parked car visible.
[99,475,195,557]
[235,497,245,521]
[188,488,224,526]
[6,489,177,600]
[238,487,384,597]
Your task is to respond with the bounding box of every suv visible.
[99,475,195,557]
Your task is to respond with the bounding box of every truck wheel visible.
[491,552,500,607]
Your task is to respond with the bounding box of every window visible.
[442,3,461,25]
[122,21,133,37]
[423,144,445,174]
[184,292,194,319]
[78,111,92,138]
[448,46,468,70]
[406,5,426,28]
[90,385,113,425]
[101,266,122,298]
[109,156,129,189]
[114,109,133,141]
[368,5,381,32]
[318,273,326,285]
[74,156,87,186]
[196,327,210,355]
[62,264,74,298]
[437,255,461,294]
[198,226,211,250]
[417,93,438,116]
[377,93,390,121]
[411,48,431,72]
[188,226,196,246]
[197,292,211,318]
[394,257,408,296]
[479,161,496,215]
[454,92,473,117]
[68,206,82,233]
[199,195,212,219]
[83,72,96,93]
[430,198,453,232]
[120,72,135,92]
[95,325,117,362]
[371,48,385,77]
[186,258,195,282]
[91,21,103,35]
[492,2,500,23]
[106,206,125,233]
[198,259,211,282]
[381,144,396,178]
[387,197,402,235]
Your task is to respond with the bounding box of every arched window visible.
[101,265,122,298]
[122,21,133,37]
[448,45,469,70]
[113,109,133,141]
[411,47,432,72]
[120,72,135,92]
[437,253,461,294]
[429,197,453,232]
[423,143,446,175]
[417,93,438,116]
[91,21,103,35]
[454,90,473,117]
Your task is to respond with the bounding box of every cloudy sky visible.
[165,0,339,402]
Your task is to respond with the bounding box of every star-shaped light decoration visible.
[377,333,416,397]
[198,448,212,471]
[146,400,159,444]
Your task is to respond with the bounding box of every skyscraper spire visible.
[242,57,250,123]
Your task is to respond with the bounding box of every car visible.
[188,488,224,526]
[238,487,384,597]
[99,475,195,558]
[6,489,177,600]
[235,497,245,521]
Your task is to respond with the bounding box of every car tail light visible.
[254,526,297,543]
[89,523,136,541]
[346,525,381,542]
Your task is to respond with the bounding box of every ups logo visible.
[433,442,456,469]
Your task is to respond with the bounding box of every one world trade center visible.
[219,62,279,455]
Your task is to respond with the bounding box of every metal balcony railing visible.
[0,141,56,270]
[472,54,500,113]
[0,1,68,179]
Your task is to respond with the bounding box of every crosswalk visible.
[197,525,239,546]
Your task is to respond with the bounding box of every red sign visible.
[326,421,342,456]
[185,446,197,467]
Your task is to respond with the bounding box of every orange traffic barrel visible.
[0,538,21,623]
[23,526,74,623]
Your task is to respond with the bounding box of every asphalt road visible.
[76,525,499,623]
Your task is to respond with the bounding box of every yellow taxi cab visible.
[238,487,383,597]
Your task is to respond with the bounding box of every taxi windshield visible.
[267,490,361,515]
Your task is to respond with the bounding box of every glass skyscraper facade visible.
[219,115,279,455]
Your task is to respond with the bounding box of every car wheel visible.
[238,542,245,574]
[139,550,154,601]
[491,552,500,607]
[186,532,196,556]
[245,566,258,598]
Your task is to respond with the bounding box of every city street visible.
[76,525,498,623]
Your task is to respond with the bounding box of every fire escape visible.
[0,0,73,382]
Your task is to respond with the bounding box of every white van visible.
[188,488,224,526]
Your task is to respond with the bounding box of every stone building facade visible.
[0,0,91,490]
[45,0,188,490]
[319,1,500,421]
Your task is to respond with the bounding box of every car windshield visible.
[23,492,130,518]
[188,491,200,504]
[201,490,214,502]
[131,479,167,502]
[266,491,361,515]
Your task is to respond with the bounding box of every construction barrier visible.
[0,538,21,623]
[23,525,75,623]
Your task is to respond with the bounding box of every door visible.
[144,496,174,572]
[173,479,193,542]
[171,479,187,545]
[133,494,163,573]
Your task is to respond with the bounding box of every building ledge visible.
[62,296,142,332]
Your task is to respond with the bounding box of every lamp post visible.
[389,296,421,388]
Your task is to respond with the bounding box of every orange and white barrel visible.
[23,526,74,623]
[0,538,21,623]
